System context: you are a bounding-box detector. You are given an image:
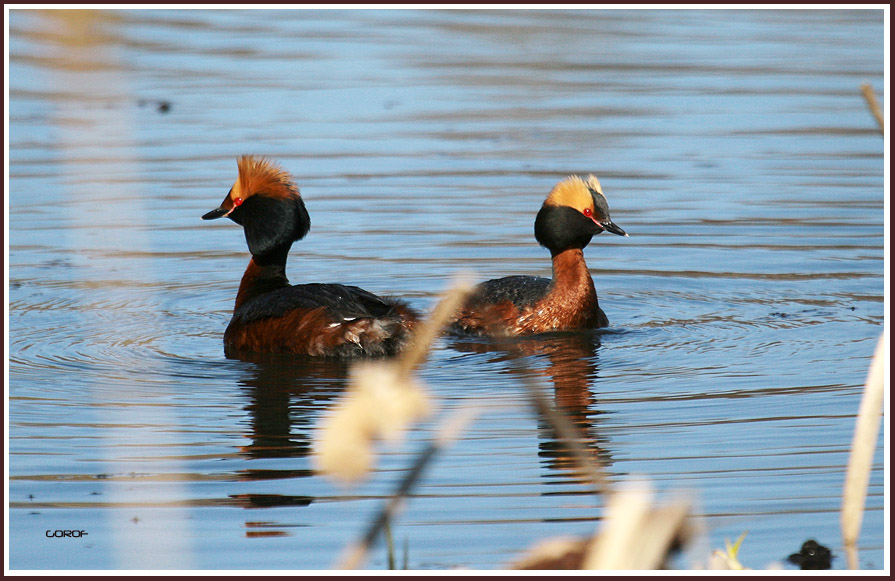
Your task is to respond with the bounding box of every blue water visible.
[7,8,886,571]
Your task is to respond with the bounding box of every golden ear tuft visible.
[545,175,596,213]
[584,175,603,196]
[235,155,298,200]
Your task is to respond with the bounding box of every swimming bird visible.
[451,175,626,336]
[202,155,418,358]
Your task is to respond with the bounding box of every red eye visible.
[583,208,593,217]
[233,197,243,207]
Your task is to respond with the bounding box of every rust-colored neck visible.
[549,248,596,304]
[234,258,289,310]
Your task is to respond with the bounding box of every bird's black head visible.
[202,156,310,262]
[534,175,626,255]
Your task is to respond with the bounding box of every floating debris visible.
[787,539,833,570]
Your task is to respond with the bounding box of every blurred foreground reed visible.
[840,333,886,570]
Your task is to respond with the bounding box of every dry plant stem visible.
[385,518,396,570]
[395,280,475,378]
[334,281,476,569]
[583,484,691,569]
[626,501,691,569]
[841,332,886,570]
[840,86,882,570]
[339,443,435,570]
[583,483,652,569]
[860,83,884,135]
[500,339,613,497]
[336,406,482,570]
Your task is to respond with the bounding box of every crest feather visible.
[544,174,605,213]
[233,155,299,201]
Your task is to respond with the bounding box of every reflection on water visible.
[235,335,612,502]
[451,332,613,487]
[236,354,350,456]
[8,8,885,571]
[233,356,349,513]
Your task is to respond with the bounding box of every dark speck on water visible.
[137,98,172,113]
[7,8,884,571]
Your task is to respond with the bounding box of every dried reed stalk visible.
[336,405,481,570]
[395,276,476,378]
[860,83,884,135]
[510,482,694,570]
[332,280,476,569]
[583,482,691,569]
[314,279,476,483]
[841,84,885,570]
[840,332,886,569]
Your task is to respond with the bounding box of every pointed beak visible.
[600,220,628,237]
[202,206,230,220]
[202,192,238,221]
[203,188,240,221]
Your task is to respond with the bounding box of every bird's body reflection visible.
[227,352,351,512]
[226,328,615,517]
[236,351,350,460]
[449,330,614,488]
